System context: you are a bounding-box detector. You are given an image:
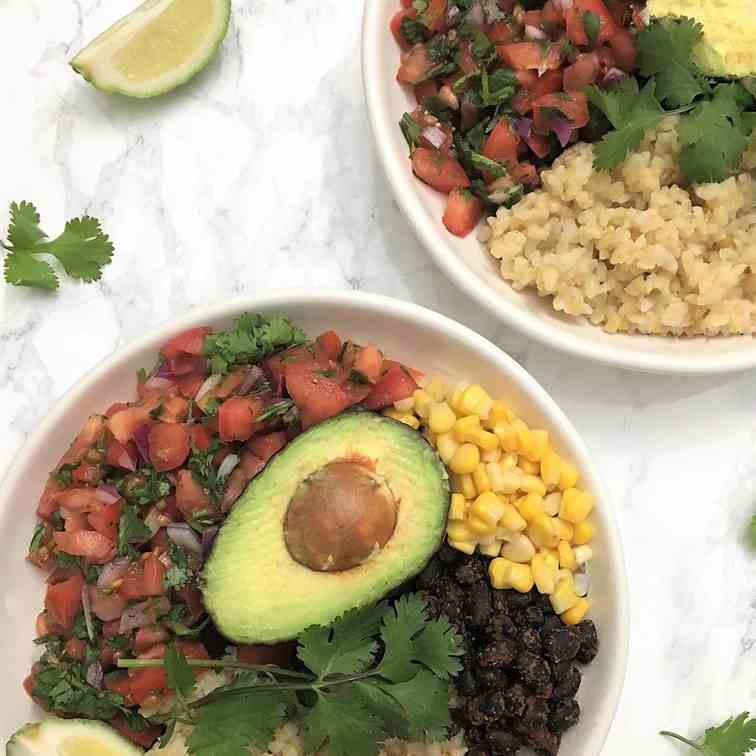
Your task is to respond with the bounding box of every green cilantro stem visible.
[117,657,312,680]
[659,731,705,752]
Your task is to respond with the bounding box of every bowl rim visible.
[360,0,756,376]
[0,289,629,751]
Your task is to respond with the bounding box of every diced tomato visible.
[52,487,103,514]
[513,69,563,114]
[263,345,327,395]
[59,415,107,467]
[128,666,167,706]
[71,461,102,485]
[44,573,84,631]
[88,585,127,622]
[218,396,265,442]
[87,500,122,543]
[105,675,136,707]
[189,424,213,451]
[285,363,353,429]
[105,402,130,418]
[175,469,211,517]
[411,148,470,194]
[108,397,161,444]
[513,161,539,185]
[483,117,520,167]
[149,422,191,471]
[496,42,562,71]
[239,450,266,480]
[316,330,342,361]
[103,619,121,639]
[354,344,384,383]
[238,642,296,667]
[390,8,417,51]
[486,20,515,44]
[422,0,448,32]
[161,326,212,360]
[134,625,169,653]
[111,718,161,749]
[397,43,431,85]
[443,189,484,237]
[64,637,86,661]
[168,353,206,376]
[36,479,63,521]
[525,131,553,159]
[175,585,206,624]
[62,508,89,533]
[563,52,601,90]
[177,639,210,663]
[414,78,439,104]
[341,379,373,405]
[177,371,206,399]
[245,431,288,463]
[28,524,55,571]
[159,395,190,423]
[533,91,589,131]
[105,439,138,471]
[53,530,116,564]
[221,466,248,511]
[608,28,636,72]
[118,554,166,600]
[363,365,418,411]
[565,0,617,47]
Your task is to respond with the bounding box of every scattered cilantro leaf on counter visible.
[2,201,114,291]
[203,313,306,375]
[636,17,708,107]
[749,515,756,547]
[661,712,756,755]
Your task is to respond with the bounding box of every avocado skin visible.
[202,411,450,644]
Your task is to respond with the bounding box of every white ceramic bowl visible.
[0,290,627,754]
[362,1,756,374]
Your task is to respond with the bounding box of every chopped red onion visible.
[550,116,573,148]
[113,445,136,471]
[552,0,573,10]
[167,523,203,557]
[217,453,240,482]
[238,365,264,396]
[143,507,164,537]
[156,364,176,380]
[81,584,95,642]
[467,1,484,26]
[514,117,534,140]
[446,4,461,22]
[524,24,547,40]
[602,67,627,85]
[144,376,174,392]
[196,373,222,403]
[202,527,219,559]
[120,597,170,634]
[98,557,131,589]
[86,661,104,689]
[95,485,120,504]
[133,424,151,464]
[422,126,447,150]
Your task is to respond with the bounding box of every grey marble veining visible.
[1,0,755,751]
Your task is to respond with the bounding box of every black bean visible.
[437,543,462,564]
[469,583,493,626]
[487,615,519,641]
[542,615,563,634]
[456,558,488,586]
[416,559,442,589]
[504,591,533,610]
[550,699,581,735]
[514,605,544,627]
[553,665,581,700]
[522,696,550,730]
[516,652,552,693]
[478,639,518,668]
[575,619,599,664]
[501,683,527,718]
[542,628,580,664]
[475,667,510,690]
[487,730,522,754]
[519,627,542,653]
[526,727,560,756]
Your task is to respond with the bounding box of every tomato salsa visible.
[392,0,642,236]
[23,314,421,748]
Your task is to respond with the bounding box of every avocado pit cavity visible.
[284,460,398,572]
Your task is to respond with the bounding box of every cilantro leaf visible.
[164,542,193,591]
[302,692,385,756]
[583,11,600,47]
[298,603,384,678]
[636,17,708,107]
[661,712,756,755]
[399,16,429,45]
[383,671,451,742]
[43,216,114,282]
[409,612,464,680]
[165,643,195,700]
[7,201,46,248]
[587,79,665,171]
[118,466,171,508]
[3,250,58,290]
[400,112,422,155]
[678,84,754,184]
[117,505,152,556]
[750,515,756,547]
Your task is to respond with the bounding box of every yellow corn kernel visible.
[428,402,456,434]
[449,493,467,522]
[448,388,464,414]
[501,452,518,469]
[447,521,477,543]
[393,397,415,413]
[558,540,577,571]
[556,568,574,585]
[496,524,516,541]
[551,578,580,614]
[470,492,506,527]
[559,488,594,524]
[527,514,559,549]
[476,533,497,547]
[472,464,492,495]
[561,598,590,626]
[426,376,448,402]
[383,409,420,429]
[449,443,480,475]
[543,491,562,517]
[489,558,514,589]
[471,429,499,452]
[451,473,476,500]
[500,500,528,532]
[436,432,460,464]
[466,514,497,536]
[448,539,476,555]
[461,385,493,418]
[519,473,547,496]
[478,541,502,557]
[540,548,560,571]
[511,419,532,456]
[487,400,513,428]
[554,518,574,542]
[531,552,556,595]
[559,459,580,490]
[413,389,433,419]
[573,545,593,566]
[572,520,595,545]
[516,492,544,523]
[481,447,502,463]
[454,414,481,443]
[519,458,540,475]
[500,533,535,563]
[488,464,521,494]
[523,429,549,462]
[540,450,562,488]
[508,563,535,593]
[493,423,518,452]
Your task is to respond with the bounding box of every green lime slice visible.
[70,0,231,98]
[7,719,142,756]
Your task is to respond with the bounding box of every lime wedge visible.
[7,719,142,756]
[70,0,231,98]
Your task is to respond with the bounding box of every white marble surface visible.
[1,0,754,752]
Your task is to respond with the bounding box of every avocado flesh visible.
[202,412,450,644]
[647,0,756,77]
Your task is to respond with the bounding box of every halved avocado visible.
[202,411,450,644]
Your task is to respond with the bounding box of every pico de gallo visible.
[392,0,643,236]
[22,313,421,749]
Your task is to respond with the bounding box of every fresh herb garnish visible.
[203,313,306,375]
[149,400,165,420]
[749,515,756,547]
[2,201,114,291]
[117,505,152,556]
[256,399,295,423]
[582,10,600,47]
[314,369,337,378]
[660,712,756,755]
[118,466,171,508]
[51,463,77,488]
[187,441,225,504]
[400,113,423,155]
[164,542,193,591]
[399,16,429,45]
[470,152,508,178]
[349,369,370,385]
[29,522,47,552]
[136,367,149,385]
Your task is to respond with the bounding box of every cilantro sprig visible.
[661,712,756,755]
[119,594,463,756]
[2,201,114,291]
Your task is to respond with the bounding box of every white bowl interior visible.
[362,0,756,374]
[0,291,627,754]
